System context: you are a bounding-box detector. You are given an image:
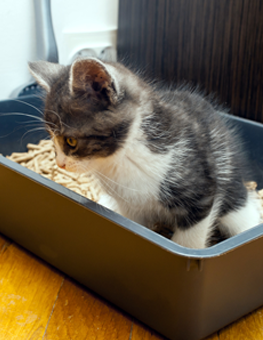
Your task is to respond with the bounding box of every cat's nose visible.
[56,160,66,169]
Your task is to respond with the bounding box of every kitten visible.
[28,58,261,249]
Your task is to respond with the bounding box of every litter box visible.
[0,94,263,340]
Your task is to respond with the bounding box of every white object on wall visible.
[0,0,119,100]
[63,29,117,65]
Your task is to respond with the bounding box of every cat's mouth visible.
[56,162,66,170]
[56,160,89,174]
[55,158,66,170]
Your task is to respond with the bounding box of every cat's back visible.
[159,88,237,150]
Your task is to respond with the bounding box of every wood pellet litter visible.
[5,140,263,221]
[6,139,102,202]
[246,181,263,221]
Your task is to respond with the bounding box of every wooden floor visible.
[0,233,263,340]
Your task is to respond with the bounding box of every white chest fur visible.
[95,140,173,225]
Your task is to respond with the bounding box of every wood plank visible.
[44,276,222,340]
[43,278,133,340]
[0,232,261,340]
[219,306,263,340]
[0,244,64,340]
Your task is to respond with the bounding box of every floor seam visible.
[129,320,134,340]
[42,277,65,340]
[0,241,12,256]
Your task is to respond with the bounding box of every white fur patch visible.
[171,214,211,249]
[97,194,120,213]
[220,191,262,236]
[77,120,175,227]
[53,138,67,168]
[171,197,222,249]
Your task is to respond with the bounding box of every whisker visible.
[0,112,45,123]
[20,127,47,143]
[44,109,76,130]
[77,164,117,197]
[77,163,133,205]
[0,130,18,139]
[44,109,63,129]
[11,98,44,116]
[19,119,44,125]
[0,119,46,139]
[92,164,141,192]
[0,112,59,132]
[28,92,46,101]
[42,135,52,141]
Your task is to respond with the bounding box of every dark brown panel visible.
[118,0,263,122]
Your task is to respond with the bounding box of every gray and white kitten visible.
[29,58,261,249]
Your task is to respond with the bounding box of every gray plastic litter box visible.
[0,94,263,340]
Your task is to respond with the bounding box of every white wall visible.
[0,0,119,100]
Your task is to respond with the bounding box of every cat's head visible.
[29,58,140,173]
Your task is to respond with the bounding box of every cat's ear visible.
[28,61,64,92]
[69,58,119,104]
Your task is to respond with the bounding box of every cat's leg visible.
[97,194,121,213]
[171,212,214,249]
[171,197,222,249]
[219,191,262,237]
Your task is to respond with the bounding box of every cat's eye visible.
[66,137,78,148]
